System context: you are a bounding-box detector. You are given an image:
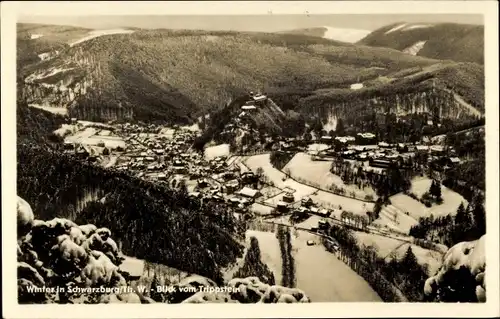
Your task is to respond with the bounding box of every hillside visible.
[17,23,483,126]
[358,22,484,64]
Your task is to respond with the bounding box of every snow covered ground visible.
[69,29,135,47]
[246,230,283,283]
[353,232,443,276]
[385,177,468,221]
[29,104,68,115]
[246,153,373,214]
[292,229,382,301]
[322,26,371,43]
[284,153,377,199]
[310,191,374,215]
[403,41,427,56]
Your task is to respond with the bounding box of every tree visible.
[303,132,312,142]
[454,202,471,227]
[150,274,164,302]
[471,198,486,236]
[401,246,419,272]
[336,118,345,136]
[429,179,442,200]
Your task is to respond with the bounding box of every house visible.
[397,143,408,153]
[321,136,333,143]
[252,94,267,103]
[282,193,294,203]
[416,145,429,153]
[318,219,329,230]
[335,136,356,144]
[430,145,445,155]
[241,171,258,185]
[224,179,240,193]
[241,105,257,111]
[173,160,184,167]
[318,208,330,217]
[378,142,390,148]
[173,166,187,174]
[449,157,461,165]
[157,173,167,180]
[75,145,89,158]
[198,178,209,188]
[276,201,289,212]
[369,158,395,169]
[237,187,261,199]
[64,141,75,150]
[301,197,314,207]
[356,132,376,145]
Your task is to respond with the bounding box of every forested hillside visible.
[18,24,484,126]
[17,99,245,284]
[358,22,484,64]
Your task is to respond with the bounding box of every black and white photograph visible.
[2,1,499,318]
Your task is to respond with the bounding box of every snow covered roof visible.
[357,132,376,139]
[252,94,267,102]
[238,187,260,198]
[241,105,257,110]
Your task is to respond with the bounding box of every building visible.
[301,197,314,207]
[224,179,240,193]
[276,201,290,212]
[430,145,445,155]
[416,145,429,153]
[321,136,333,143]
[237,187,261,199]
[252,94,267,103]
[282,193,294,203]
[356,132,376,145]
[369,158,395,169]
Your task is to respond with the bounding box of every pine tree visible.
[401,246,419,272]
[150,274,163,302]
[336,118,345,136]
[454,202,471,226]
[472,198,486,236]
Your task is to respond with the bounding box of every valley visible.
[15,18,487,304]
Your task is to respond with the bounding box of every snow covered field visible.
[69,29,135,47]
[292,229,382,302]
[310,191,374,215]
[353,232,443,276]
[284,153,377,198]
[246,230,283,283]
[388,177,469,219]
[29,104,68,115]
[64,127,126,149]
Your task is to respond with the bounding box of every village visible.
[54,91,465,235]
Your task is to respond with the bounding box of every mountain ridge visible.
[17,23,484,128]
[357,22,484,64]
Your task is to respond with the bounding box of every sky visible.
[18,14,483,32]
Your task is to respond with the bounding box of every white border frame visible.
[2,1,499,318]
